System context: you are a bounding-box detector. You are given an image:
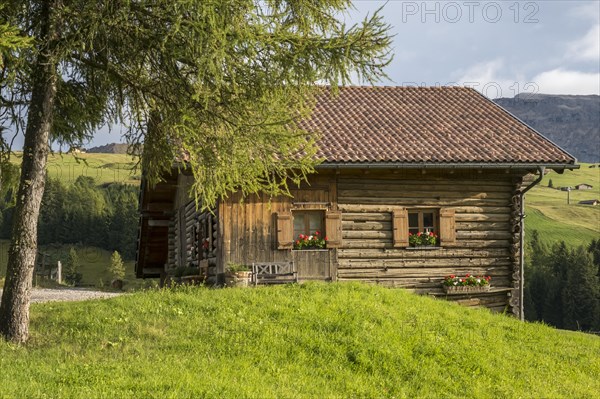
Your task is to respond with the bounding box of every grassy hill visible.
[526,163,600,247]
[0,283,598,398]
[8,152,140,186]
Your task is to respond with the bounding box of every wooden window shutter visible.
[439,208,456,245]
[392,208,409,248]
[325,211,342,248]
[276,212,293,249]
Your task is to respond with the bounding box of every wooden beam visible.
[148,220,171,227]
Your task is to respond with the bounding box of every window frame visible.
[292,209,326,239]
[407,209,439,235]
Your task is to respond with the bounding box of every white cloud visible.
[569,2,600,22]
[454,59,523,99]
[567,24,600,62]
[531,69,600,95]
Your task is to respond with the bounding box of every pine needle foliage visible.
[1,0,393,208]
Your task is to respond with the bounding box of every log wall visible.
[166,174,218,283]
[335,169,524,314]
[166,168,527,315]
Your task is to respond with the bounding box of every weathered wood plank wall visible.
[217,175,336,275]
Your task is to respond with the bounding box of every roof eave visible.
[316,161,580,172]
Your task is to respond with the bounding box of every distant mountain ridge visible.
[87,143,131,154]
[494,94,600,163]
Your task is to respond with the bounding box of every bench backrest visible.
[252,261,297,284]
[252,262,294,275]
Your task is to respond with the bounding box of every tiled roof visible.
[299,86,576,165]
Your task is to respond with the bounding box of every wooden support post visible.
[57,261,62,284]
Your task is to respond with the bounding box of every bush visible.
[108,251,126,281]
[64,247,82,285]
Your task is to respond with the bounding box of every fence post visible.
[57,260,62,284]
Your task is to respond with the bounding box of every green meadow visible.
[8,152,140,186]
[0,283,598,398]
[526,163,600,247]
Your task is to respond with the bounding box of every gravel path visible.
[0,288,124,303]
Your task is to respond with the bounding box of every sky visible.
[348,0,600,98]
[10,0,600,149]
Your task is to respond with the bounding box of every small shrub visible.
[226,263,250,273]
[64,247,82,285]
[108,251,126,281]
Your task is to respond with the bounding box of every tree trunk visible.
[0,3,58,343]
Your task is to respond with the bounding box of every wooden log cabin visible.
[136,86,577,317]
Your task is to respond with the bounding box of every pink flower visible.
[315,231,320,236]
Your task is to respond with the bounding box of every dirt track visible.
[0,288,123,303]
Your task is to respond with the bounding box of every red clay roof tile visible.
[299,86,576,165]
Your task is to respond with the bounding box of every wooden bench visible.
[252,262,298,286]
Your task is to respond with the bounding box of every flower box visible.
[294,231,328,250]
[442,274,491,294]
[443,285,491,294]
[409,231,438,247]
[407,245,440,250]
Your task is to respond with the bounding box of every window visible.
[293,210,324,238]
[276,210,342,249]
[408,210,439,235]
[393,207,455,248]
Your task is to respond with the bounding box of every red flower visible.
[299,234,305,240]
[295,240,300,244]
[315,231,320,236]
[466,274,470,278]
[417,232,422,236]
[324,236,329,241]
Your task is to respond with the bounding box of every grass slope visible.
[526,163,600,247]
[1,283,598,398]
[9,152,140,186]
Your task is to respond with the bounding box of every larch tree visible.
[108,250,125,282]
[0,0,392,342]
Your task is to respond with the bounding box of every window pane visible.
[408,213,419,228]
[293,213,305,238]
[423,212,434,230]
[308,212,323,235]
